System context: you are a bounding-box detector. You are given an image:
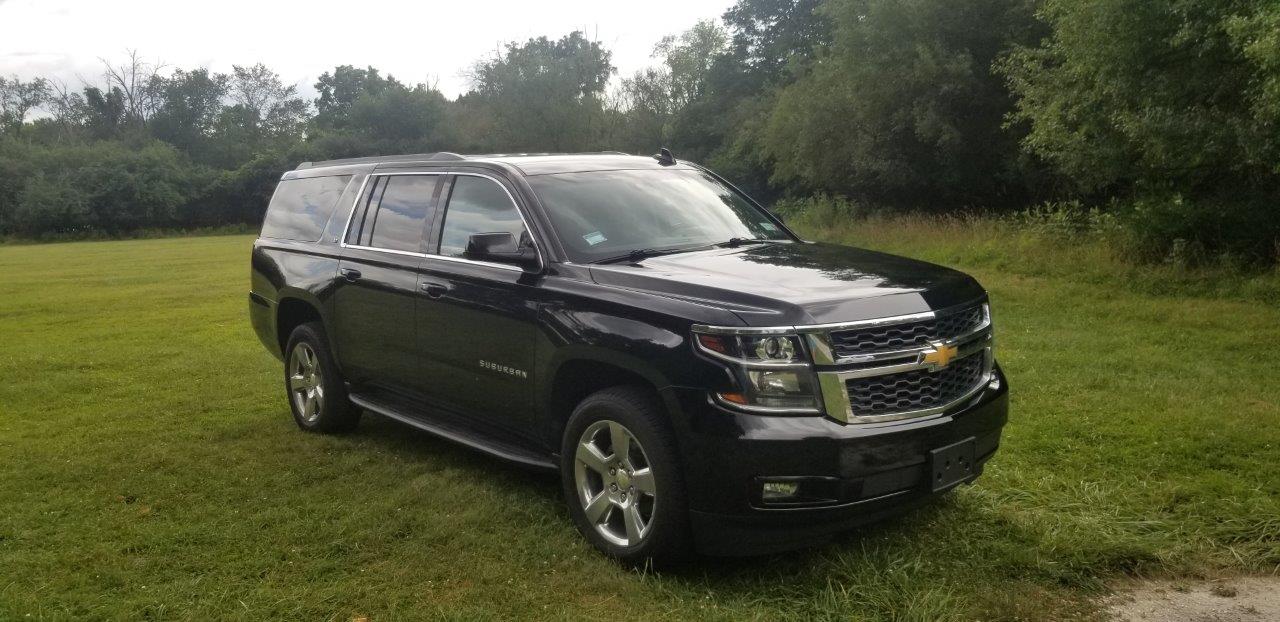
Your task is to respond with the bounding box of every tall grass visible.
[778,196,1280,304]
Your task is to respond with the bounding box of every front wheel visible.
[560,386,690,564]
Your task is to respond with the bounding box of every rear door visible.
[415,172,541,431]
[331,173,443,393]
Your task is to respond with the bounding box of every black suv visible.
[249,152,1008,561]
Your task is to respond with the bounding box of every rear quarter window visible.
[260,175,353,242]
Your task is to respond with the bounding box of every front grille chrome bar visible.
[816,334,993,424]
[810,301,994,424]
[807,303,991,366]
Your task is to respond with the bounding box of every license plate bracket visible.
[929,437,976,492]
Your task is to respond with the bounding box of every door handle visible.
[420,281,447,298]
[339,268,362,282]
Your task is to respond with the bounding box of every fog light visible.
[744,370,818,409]
[755,370,801,393]
[761,481,799,501]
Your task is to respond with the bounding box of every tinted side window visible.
[365,175,439,253]
[439,176,526,258]
[346,177,386,246]
[261,175,352,241]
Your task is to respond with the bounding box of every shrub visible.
[0,140,198,236]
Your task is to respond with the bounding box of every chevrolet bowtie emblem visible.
[921,342,959,370]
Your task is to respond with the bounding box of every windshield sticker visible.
[760,222,779,231]
[583,231,607,246]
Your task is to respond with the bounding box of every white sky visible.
[0,0,736,99]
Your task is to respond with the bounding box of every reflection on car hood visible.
[587,242,985,326]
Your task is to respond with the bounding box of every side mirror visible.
[465,232,541,272]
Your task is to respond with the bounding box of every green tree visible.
[229,63,309,140]
[668,0,831,198]
[80,86,129,139]
[206,64,310,167]
[722,0,831,88]
[313,65,398,130]
[1002,0,1280,260]
[150,68,229,157]
[0,75,50,134]
[616,20,729,152]
[308,64,450,157]
[2,140,195,235]
[763,0,1044,210]
[465,32,614,151]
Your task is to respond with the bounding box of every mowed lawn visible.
[1,234,1277,621]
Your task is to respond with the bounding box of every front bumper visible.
[662,364,1008,556]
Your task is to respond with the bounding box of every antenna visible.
[653,147,676,166]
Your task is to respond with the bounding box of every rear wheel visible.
[561,386,690,564]
[283,322,359,433]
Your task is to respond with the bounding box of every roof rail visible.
[296,152,467,170]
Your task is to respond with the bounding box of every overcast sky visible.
[0,0,736,99]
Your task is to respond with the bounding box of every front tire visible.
[560,386,690,564]
[283,322,359,433]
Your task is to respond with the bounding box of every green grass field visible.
[1,232,1277,620]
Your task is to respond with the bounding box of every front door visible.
[416,173,540,431]
[331,173,442,393]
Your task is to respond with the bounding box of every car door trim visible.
[338,170,543,274]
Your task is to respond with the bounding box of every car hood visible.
[587,242,985,326]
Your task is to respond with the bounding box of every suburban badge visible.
[479,359,528,379]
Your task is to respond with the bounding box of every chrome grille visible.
[829,304,985,358]
[844,352,986,416]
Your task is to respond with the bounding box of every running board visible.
[348,394,557,472]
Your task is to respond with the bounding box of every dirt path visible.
[1108,577,1280,622]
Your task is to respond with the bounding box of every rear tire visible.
[560,386,690,565]
[283,322,359,433]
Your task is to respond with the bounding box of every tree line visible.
[1,0,1276,263]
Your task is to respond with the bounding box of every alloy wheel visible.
[573,420,657,547]
[288,342,324,423]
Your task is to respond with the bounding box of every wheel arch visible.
[275,293,325,355]
[542,349,673,450]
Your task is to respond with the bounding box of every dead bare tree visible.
[44,78,86,139]
[100,49,164,125]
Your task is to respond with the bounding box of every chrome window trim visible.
[422,252,524,273]
[438,172,545,272]
[337,170,544,273]
[340,244,428,260]
[338,171,432,250]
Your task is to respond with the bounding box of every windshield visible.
[526,169,794,263]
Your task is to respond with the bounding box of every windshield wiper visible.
[593,245,707,265]
[721,237,778,248]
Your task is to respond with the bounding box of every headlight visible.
[693,328,820,413]
[694,333,806,364]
